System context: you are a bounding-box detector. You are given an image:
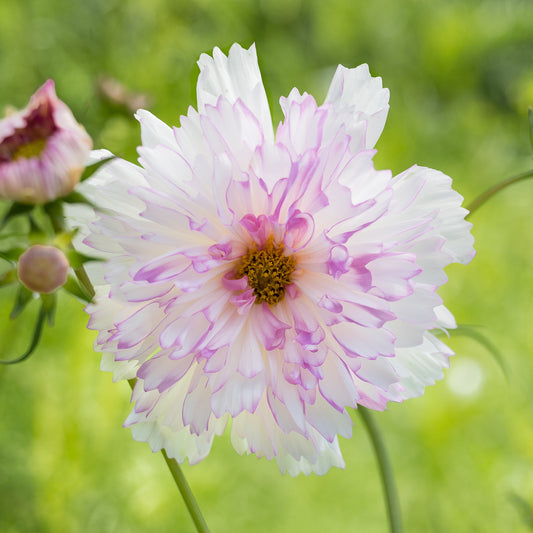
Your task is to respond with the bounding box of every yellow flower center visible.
[237,239,295,305]
[12,138,47,160]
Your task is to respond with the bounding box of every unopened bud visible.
[18,245,69,293]
[0,80,92,204]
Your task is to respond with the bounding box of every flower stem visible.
[161,449,211,533]
[359,407,403,533]
[126,379,210,533]
[465,169,533,219]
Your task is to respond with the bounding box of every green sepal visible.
[529,107,533,152]
[10,284,34,319]
[63,274,93,303]
[80,156,114,182]
[40,292,57,326]
[65,249,102,269]
[0,202,35,229]
[60,191,99,210]
[0,269,17,287]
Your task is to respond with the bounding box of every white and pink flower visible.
[79,44,474,475]
[0,80,92,204]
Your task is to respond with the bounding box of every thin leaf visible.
[0,202,34,229]
[65,249,101,269]
[80,156,114,182]
[63,274,93,303]
[10,285,34,319]
[40,292,57,326]
[74,266,96,300]
[450,324,508,379]
[0,247,25,264]
[42,201,66,234]
[60,191,99,210]
[0,304,46,365]
[0,269,17,287]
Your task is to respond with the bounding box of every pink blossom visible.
[0,80,92,204]
[78,44,474,475]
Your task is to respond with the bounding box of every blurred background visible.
[1,0,532,531]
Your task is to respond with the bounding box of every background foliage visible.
[1,0,532,531]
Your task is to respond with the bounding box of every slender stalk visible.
[465,169,533,219]
[161,449,211,533]
[359,407,403,533]
[126,378,210,533]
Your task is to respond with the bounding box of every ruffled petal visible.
[324,63,390,150]
[197,43,274,144]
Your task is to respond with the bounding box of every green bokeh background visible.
[1,0,533,531]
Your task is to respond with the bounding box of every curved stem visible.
[0,304,46,364]
[126,379,210,533]
[359,407,403,533]
[466,169,533,219]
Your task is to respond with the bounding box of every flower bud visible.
[17,245,69,293]
[0,80,92,204]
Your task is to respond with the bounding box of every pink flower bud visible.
[17,245,69,293]
[0,80,92,204]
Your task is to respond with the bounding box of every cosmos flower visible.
[0,80,92,204]
[79,44,474,475]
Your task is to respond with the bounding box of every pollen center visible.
[237,239,295,305]
[13,138,47,160]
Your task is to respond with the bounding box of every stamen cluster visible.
[237,239,295,305]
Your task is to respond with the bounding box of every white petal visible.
[390,332,454,399]
[197,43,274,143]
[135,109,176,149]
[390,165,475,265]
[324,63,390,149]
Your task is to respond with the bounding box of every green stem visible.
[466,169,533,219]
[161,449,211,533]
[127,379,210,533]
[359,407,403,533]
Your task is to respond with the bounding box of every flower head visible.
[0,80,92,204]
[78,44,474,475]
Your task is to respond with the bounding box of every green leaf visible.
[0,247,25,264]
[10,285,34,319]
[65,249,102,269]
[42,201,66,234]
[63,274,93,303]
[60,191,100,210]
[0,304,46,365]
[0,202,35,229]
[80,155,115,182]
